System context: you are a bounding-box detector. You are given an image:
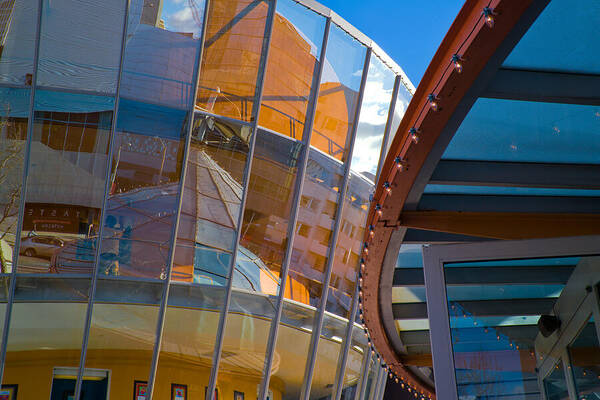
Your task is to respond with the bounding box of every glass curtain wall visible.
[0,0,411,399]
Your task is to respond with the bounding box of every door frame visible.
[421,235,600,400]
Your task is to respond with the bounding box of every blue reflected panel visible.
[329,173,371,318]
[443,98,600,164]
[18,90,114,274]
[0,87,30,273]
[288,149,343,307]
[0,0,39,85]
[424,184,600,197]
[384,82,411,157]
[444,256,588,399]
[36,0,126,93]
[350,55,395,180]
[503,0,600,74]
[311,24,366,162]
[99,99,187,279]
[258,0,326,139]
[121,0,205,110]
[172,114,251,286]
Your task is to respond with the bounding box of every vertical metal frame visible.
[367,364,381,400]
[374,367,387,400]
[377,373,387,400]
[374,75,400,183]
[561,349,578,399]
[73,0,131,395]
[0,0,44,384]
[144,2,211,397]
[299,45,372,400]
[257,14,331,400]
[206,1,278,397]
[423,235,600,400]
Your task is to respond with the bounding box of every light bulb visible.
[427,94,438,112]
[394,156,404,170]
[369,224,375,237]
[383,181,392,194]
[483,7,495,28]
[375,203,382,216]
[451,54,463,73]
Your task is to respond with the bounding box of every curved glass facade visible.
[0,0,412,399]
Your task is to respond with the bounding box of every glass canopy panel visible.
[172,114,250,286]
[444,255,595,399]
[197,0,271,122]
[442,98,600,164]
[0,0,39,85]
[350,54,395,181]
[268,300,315,400]
[258,0,325,139]
[0,88,29,274]
[384,82,411,157]
[328,173,370,318]
[36,0,125,94]
[569,316,600,399]
[310,24,366,162]
[3,277,90,400]
[502,0,600,74]
[18,90,113,274]
[339,322,368,399]
[238,129,301,296]
[287,148,343,307]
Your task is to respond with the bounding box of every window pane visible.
[268,301,315,399]
[238,129,301,295]
[445,256,588,399]
[82,301,160,399]
[3,277,90,399]
[569,316,600,399]
[288,149,343,307]
[196,0,271,122]
[339,323,368,399]
[310,24,366,162]
[350,55,394,181]
[258,0,325,139]
[309,313,347,399]
[19,90,113,274]
[36,0,125,94]
[328,174,370,318]
[384,82,411,157]
[544,361,569,400]
[172,114,250,286]
[120,0,206,110]
[0,0,39,85]
[154,286,226,398]
[0,87,29,273]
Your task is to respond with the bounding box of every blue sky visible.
[317,0,464,86]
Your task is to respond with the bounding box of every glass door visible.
[421,235,600,400]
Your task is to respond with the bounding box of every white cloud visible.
[166,6,201,36]
[351,133,384,176]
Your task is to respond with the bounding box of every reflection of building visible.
[0,0,413,399]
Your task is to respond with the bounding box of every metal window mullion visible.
[73,0,130,397]
[353,345,371,400]
[592,285,600,351]
[367,365,381,400]
[0,0,44,383]
[372,367,383,400]
[332,281,360,400]
[299,46,371,400]
[206,1,278,397]
[257,16,331,400]
[374,75,400,183]
[422,246,459,400]
[144,3,211,396]
[561,349,577,399]
[377,367,388,400]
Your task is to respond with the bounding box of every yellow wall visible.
[3,350,283,400]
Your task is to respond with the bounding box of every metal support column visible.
[375,75,400,183]
[299,47,372,400]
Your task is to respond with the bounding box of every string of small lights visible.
[357,3,497,398]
